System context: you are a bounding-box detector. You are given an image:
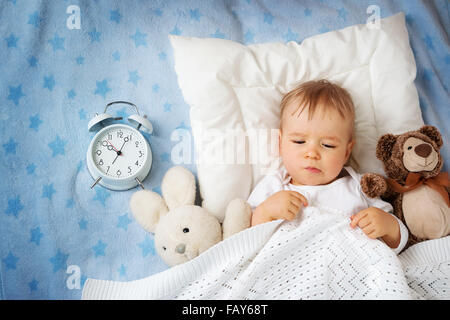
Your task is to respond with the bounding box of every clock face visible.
[91,125,148,180]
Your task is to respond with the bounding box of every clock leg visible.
[135,177,145,189]
[90,177,102,189]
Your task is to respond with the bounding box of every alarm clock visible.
[86,101,153,191]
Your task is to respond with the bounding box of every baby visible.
[248,79,409,254]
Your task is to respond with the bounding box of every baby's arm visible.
[251,190,308,226]
[350,208,401,249]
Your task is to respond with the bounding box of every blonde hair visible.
[280,79,355,138]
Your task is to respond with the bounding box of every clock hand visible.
[106,140,120,153]
[112,153,119,165]
[112,139,128,165]
[118,139,127,152]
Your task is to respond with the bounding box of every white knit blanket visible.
[82,206,450,300]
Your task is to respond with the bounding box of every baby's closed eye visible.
[291,140,337,148]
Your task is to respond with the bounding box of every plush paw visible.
[360,173,388,198]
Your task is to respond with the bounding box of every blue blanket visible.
[1,0,448,299]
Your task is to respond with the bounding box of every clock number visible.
[135,160,139,166]
[135,141,139,147]
[96,150,101,156]
[128,166,132,173]
[106,166,110,173]
[117,170,121,177]
[103,139,113,151]
[108,134,112,140]
[117,131,123,139]
[139,150,144,157]
[99,159,104,166]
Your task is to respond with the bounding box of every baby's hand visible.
[251,191,308,226]
[350,207,400,248]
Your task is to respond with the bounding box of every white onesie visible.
[247,166,409,254]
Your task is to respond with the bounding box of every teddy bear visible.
[129,166,252,266]
[360,125,450,248]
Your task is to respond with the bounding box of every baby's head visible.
[279,79,355,186]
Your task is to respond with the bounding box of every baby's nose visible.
[175,243,186,254]
[305,148,320,159]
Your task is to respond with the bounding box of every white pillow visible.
[169,13,423,221]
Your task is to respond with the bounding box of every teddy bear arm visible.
[390,193,423,252]
[360,173,389,198]
[381,181,399,202]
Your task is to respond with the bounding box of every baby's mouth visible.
[305,166,321,173]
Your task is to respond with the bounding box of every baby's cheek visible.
[327,157,345,175]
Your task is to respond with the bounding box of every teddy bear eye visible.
[407,146,412,150]
[183,228,189,233]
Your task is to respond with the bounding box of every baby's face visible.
[279,103,354,186]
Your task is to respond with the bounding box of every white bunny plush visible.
[129,166,251,266]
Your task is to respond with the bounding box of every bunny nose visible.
[414,143,432,158]
[175,243,186,254]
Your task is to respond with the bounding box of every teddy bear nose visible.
[175,243,186,254]
[414,143,432,158]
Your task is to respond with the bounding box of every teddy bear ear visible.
[161,166,196,210]
[129,190,169,233]
[375,133,397,162]
[419,125,443,149]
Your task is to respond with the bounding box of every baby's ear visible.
[130,190,168,233]
[376,133,397,162]
[345,140,355,160]
[162,166,196,210]
[278,128,282,155]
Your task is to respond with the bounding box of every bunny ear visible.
[161,166,196,210]
[129,190,168,233]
